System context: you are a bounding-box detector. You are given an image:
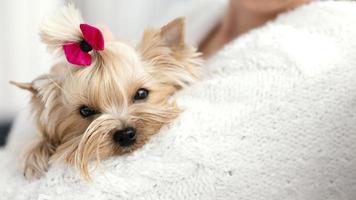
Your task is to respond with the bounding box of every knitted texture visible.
[2,1,356,199]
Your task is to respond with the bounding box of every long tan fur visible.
[12,5,202,180]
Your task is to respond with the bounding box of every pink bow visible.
[63,24,104,67]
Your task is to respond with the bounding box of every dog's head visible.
[12,5,201,179]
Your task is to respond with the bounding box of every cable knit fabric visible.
[2,1,356,199]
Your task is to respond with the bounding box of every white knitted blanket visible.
[2,1,356,199]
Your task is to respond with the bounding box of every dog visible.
[11,5,201,180]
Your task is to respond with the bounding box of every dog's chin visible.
[70,130,145,178]
[117,145,137,154]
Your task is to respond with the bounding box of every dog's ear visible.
[10,81,37,94]
[138,17,202,89]
[139,17,186,51]
[160,17,185,49]
[11,74,63,101]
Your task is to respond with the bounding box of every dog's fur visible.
[12,5,201,180]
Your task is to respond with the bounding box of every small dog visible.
[12,5,201,179]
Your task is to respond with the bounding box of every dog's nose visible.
[113,127,136,147]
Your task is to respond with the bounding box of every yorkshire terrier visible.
[11,5,201,180]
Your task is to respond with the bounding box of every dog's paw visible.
[22,139,54,179]
[23,163,47,179]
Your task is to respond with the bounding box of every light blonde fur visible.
[12,5,202,180]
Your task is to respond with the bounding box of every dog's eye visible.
[79,106,96,118]
[134,88,149,101]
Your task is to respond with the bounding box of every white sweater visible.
[1,1,356,199]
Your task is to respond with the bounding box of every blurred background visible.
[0,0,227,145]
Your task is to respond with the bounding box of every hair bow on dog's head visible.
[63,24,104,67]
